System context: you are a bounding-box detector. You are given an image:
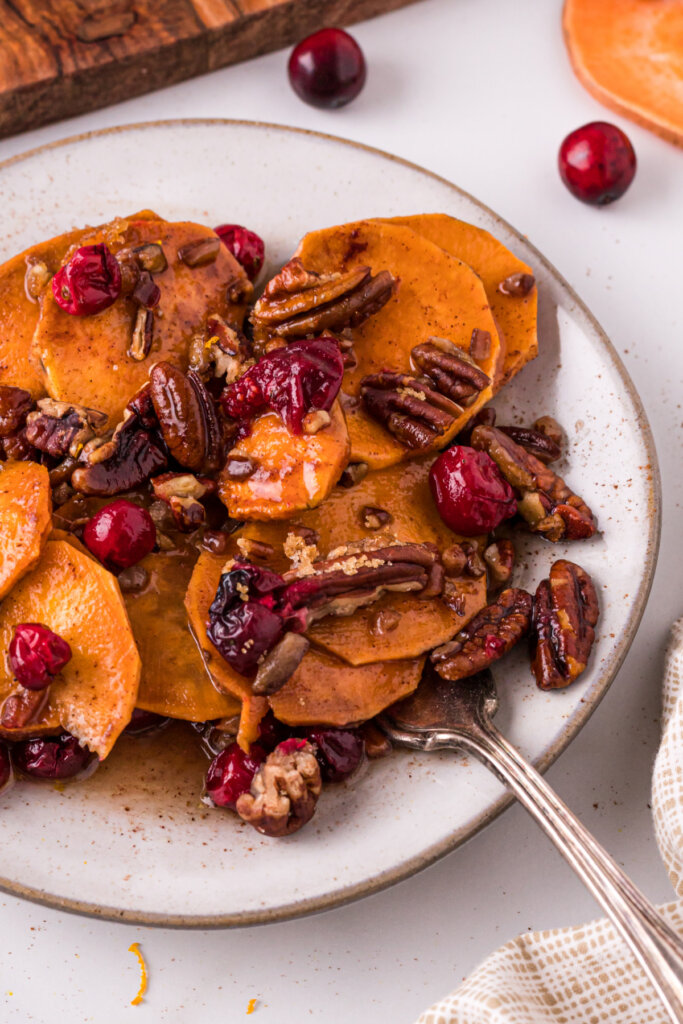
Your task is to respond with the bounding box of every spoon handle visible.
[454,719,683,1023]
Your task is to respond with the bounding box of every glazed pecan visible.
[0,688,49,730]
[471,425,596,541]
[129,307,154,361]
[431,587,533,681]
[236,739,322,837]
[0,385,33,437]
[412,338,490,406]
[24,398,108,459]
[178,236,221,267]
[499,425,562,464]
[149,362,223,473]
[250,257,397,350]
[483,539,515,588]
[189,315,253,383]
[71,411,167,496]
[530,560,599,690]
[150,471,216,532]
[361,371,461,449]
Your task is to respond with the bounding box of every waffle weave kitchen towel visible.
[415,618,683,1024]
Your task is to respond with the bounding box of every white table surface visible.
[1,1,681,1020]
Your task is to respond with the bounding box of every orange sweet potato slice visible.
[0,540,140,757]
[218,400,350,520]
[379,214,538,388]
[0,461,52,600]
[124,550,241,722]
[295,220,502,469]
[35,218,251,422]
[269,649,424,727]
[563,0,683,148]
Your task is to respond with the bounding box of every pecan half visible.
[412,338,490,406]
[236,739,322,837]
[24,399,108,459]
[150,471,216,532]
[361,371,461,449]
[0,385,34,437]
[71,413,167,496]
[431,587,533,681]
[471,425,596,541]
[250,257,397,350]
[530,560,599,690]
[149,362,222,473]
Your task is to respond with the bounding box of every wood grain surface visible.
[0,0,421,139]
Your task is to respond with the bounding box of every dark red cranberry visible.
[430,446,517,536]
[83,498,156,570]
[12,732,93,781]
[288,28,366,109]
[214,224,265,282]
[124,708,170,735]
[207,563,287,675]
[221,336,343,434]
[257,710,290,752]
[558,122,636,206]
[0,743,12,794]
[52,244,122,316]
[305,728,363,782]
[8,623,72,690]
[205,742,265,810]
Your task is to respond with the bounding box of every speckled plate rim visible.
[0,118,661,929]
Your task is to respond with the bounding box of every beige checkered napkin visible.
[415,619,683,1024]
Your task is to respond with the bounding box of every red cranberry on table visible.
[52,243,122,316]
[83,499,156,571]
[288,28,366,109]
[12,732,94,781]
[9,623,72,690]
[205,742,266,810]
[558,122,636,206]
[304,728,364,782]
[214,224,265,282]
[429,446,518,536]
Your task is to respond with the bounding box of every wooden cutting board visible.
[0,0,421,141]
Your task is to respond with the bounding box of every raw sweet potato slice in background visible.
[35,218,251,422]
[295,220,502,469]
[218,400,350,520]
[269,649,425,727]
[0,461,52,600]
[0,540,140,758]
[563,0,683,148]
[125,550,241,722]
[379,214,538,388]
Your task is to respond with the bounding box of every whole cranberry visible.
[558,122,636,206]
[124,708,170,735]
[214,224,265,282]
[205,742,265,810]
[305,728,363,782]
[13,732,93,781]
[257,710,290,752]
[0,743,13,794]
[288,28,366,109]
[52,244,122,316]
[430,446,517,536]
[83,498,156,570]
[9,623,72,690]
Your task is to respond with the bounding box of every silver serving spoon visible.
[378,668,683,1022]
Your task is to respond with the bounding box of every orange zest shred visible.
[246,997,258,1015]
[237,695,269,753]
[128,942,148,1006]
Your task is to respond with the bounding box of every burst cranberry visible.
[558,122,636,206]
[205,742,265,810]
[52,244,122,315]
[305,728,363,782]
[207,564,287,675]
[288,28,366,109]
[83,499,156,570]
[124,708,170,735]
[0,743,12,794]
[13,732,93,780]
[222,337,343,434]
[258,710,290,752]
[214,224,265,282]
[9,623,72,690]
[430,446,517,536]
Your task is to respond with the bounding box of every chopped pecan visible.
[149,362,223,473]
[462,542,486,579]
[24,258,51,300]
[471,425,596,541]
[150,471,216,532]
[412,338,490,406]
[483,539,515,588]
[252,633,311,696]
[1,688,49,730]
[362,721,392,759]
[131,242,167,273]
[370,608,400,636]
[129,307,154,361]
[442,544,467,577]
[189,316,253,383]
[117,565,150,594]
[302,409,331,434]
[530,560,599,690]
[533,415,564,451]
[498,272,535,297]
[469,328,492,362]
[431,587,533,681]
[250,257,397,350]
[360,505,393,530]
[361,371,461,449]
[339,461,368,488]
[1,429,40,462]
[126,382,159,430]
[71,413,167,496]
[0,385,33,437]
[499,425,562,464]
[236,739,322,837]
[178,236,221,267]
[200,529,233,555]
[223,454,257,481]
[24,398,108,458]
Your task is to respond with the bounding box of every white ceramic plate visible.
[0,121,660,927]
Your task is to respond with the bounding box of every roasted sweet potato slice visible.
[295,220,502,469]
[0,540,140,757]
[0,461,52,600]
[269,649,425,727]
[379,214,538,388]
[218,400,350,520]
[563,0,683,148]
[35,218,251,422]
